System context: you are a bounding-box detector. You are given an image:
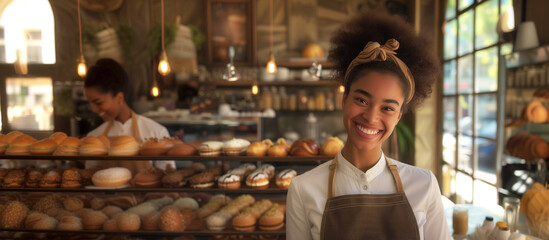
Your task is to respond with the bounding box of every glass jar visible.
[288,94,297,111]
[315,91,326,111]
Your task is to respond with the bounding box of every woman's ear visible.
[116,92,125,104]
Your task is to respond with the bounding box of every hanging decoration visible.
[77,0,87,78]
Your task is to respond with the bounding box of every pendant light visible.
[265,0,276,74]
[77,0,87,78]
[157,0,171,76]
[252,81,259,95]
[151,59,160,97]
[339,85,345,93]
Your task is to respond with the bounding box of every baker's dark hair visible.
[84,58,130,101]
[329,13,440,111]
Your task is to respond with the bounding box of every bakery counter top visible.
[0,228,285,237]
[0,154,333,162]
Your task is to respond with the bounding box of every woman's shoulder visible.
[390,159,434,181]
[293,160,332,185]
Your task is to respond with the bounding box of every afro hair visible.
[328,12,440,111]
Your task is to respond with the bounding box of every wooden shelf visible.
[0,228,285,236]
[276,60,335,68]
[0,154,333,162]
[0,187,288,194]
[206,80,339,88]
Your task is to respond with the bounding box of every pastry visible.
[185,162,207,173]
[268,143,288,157]
[132,168,164,188]
[25,169,43,188]
[0,200,29,228]
[53,137,81,156]
[2,131,23,144]
[232,211,256,232]
[30,139,57,155]
[25,212,58,230]
[109,135,140,156]
[246,171,270,189]
[222,138,251,156]
[6,134,37,155]
[258,204,285,231]
[217,173,241,189]
[142,210,161,231]
[196,195,231,219]
[276,169,297,189]
[320,136,344,156]
[32,194,63,213]
[61,168,82,188]
[167,143,198,156]
[63,197,84,211]
[82,210,108,230]
[159,207,186,232]
[525,101,548,123]
[39,169,62,188]
[180,207,196,227]
[140,137,175,155]
[162,171,186,188]
[289,137,319,156]
[91,167,132,187]
[246,141,269,157]
[173,197,199,211]
[79,136,108,156]
[100,206,123,218]
[247,199,273,219]
[56,216,83,231]
[189,172,215,188]
[199,141,224,156]
[206,211,232,231]
[102,218,118,231]
[116,212,141,231]
[49,132,68,145]
[3,169,25,188]
[258,164,275,179]
[0,138,7,154]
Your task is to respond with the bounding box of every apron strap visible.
[101,111,142,144]
[328,157,338,198]
[327,154,406,198]
[386,157,405,193]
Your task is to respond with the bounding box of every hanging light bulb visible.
[151,81,160,97]
[77,54,87,78]
[157,0,170,76]
[252,83,259,95]
[266,0,277,74]
[158,50,170,76]
[76,0,86,78]
[266,52,277,74]
[339,85,345,93]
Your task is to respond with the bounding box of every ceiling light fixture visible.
[77,0,86,78]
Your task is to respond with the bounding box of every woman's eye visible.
[355,98,367,105]
[382,106,395,111]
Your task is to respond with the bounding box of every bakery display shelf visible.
[209,80,338,88]
[0,187,288,194]
[0,155,333,162]
[0,228,285,236]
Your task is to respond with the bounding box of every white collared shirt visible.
[286,151,451,240]
[85,114,175,170]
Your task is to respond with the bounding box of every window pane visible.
[446,0,457,19]
[458,0,474,11]
[473,180,498,207]
[444,97,457,132]
[6,77,54,131]
[443,132,457,166]
[444,20,457,60]
[444,60,457,94]
[475,47,498,92]
[475,138,497,183]
[458,95,473,172]
[458,11,474,56]
[475,94,497,138]
[456,172,473,203]
[458,55,473,93]
[442,164,456,197]
[475,0,498,49]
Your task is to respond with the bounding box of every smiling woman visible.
[286,12,449,240]
[83,58,175,171]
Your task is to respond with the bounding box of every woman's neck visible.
[340,144,381,172]
[116,104,132,123]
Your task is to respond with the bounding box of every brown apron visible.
[99,111,152,175]
[320,155,420,240]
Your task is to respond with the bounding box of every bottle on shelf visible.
[326,91,335,111]
[298,90,308,111]
[280,87,288,110]
[289,94,297,111]
[272,87,281,111]
[306,113,319,143]
[315,91,326,111]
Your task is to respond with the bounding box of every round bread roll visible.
[116,212,141,231]
[63,197,84,211]
[142,210,161,231]
[302,43,324,58]
[159,208,185,232]
[49,132,68,145]
[101,206,123,218]
[82,210,108,230]
[79,136,108,156]
[258,204,285,231]
[246,142,268,156]
[0,139,8,154]
[140,137,175,156]
[6,134,37,155]
[167,143,198,156]
[3,131,24,144]
[206,211,232,231]
[54,137,81,156]
[92,167,132,187]
[0,201,29,228]
[222,138,251,156]
[320,137,344,156]
[56,216,83,231]
[109,135,139,156]
[173,197,199,211]
[102,218,118,231]
[30,139,57,155]
[268,144,288,157]
[199,141,223,156]
[289,137,319,156]
[525,101,548,123]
